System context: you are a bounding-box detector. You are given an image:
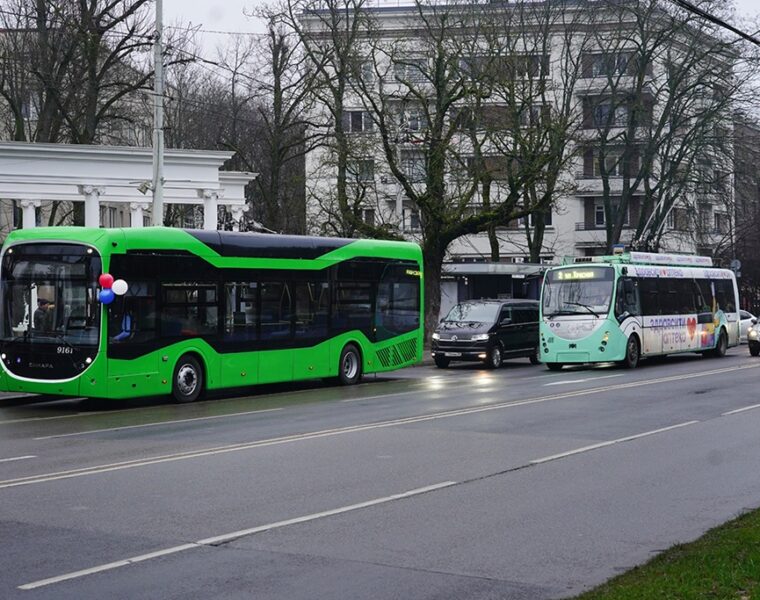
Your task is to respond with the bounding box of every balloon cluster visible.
[98,274,129,305]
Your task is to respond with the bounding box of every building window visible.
[362,208,375,226]
[394,58,427,83]
[594,152,622,177]
[714,212,728,234]
[594,200,628,227]
[403,208,421,232]
[401,150,426,182]
[341,110,374,133]
[348,159,375,183]
[350,60,374,84]
[593,101,629,128]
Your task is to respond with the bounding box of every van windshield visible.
[443,303,499,323]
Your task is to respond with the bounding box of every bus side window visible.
[615,278,640,319]
[640,278,659,315]
[108,281,156,344]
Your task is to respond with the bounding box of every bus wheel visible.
[485,344,503,369]
[172,354,204,403]
[711,329,728,358]
[434,356,450,369]
[338,344,362,385]
[529,346,541,365]
[621,335,640,369]
[546,362,563,371]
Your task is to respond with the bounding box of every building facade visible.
[301,0,736,265]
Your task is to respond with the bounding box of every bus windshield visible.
[543,266,614,317]
[1,244,102,347]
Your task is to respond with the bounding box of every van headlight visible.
[748,328,758,340]
[432,332,441,340]
[471,334,490,341]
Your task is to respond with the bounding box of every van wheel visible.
[172,354,204,403]
[619,335,640,369]
[546,362,563,371]
[485,344,503,369]
[434,356,450,369]
[529,347,541,365]
[338,344,362,385]
[750,344,760,357]
[711,329,727,358]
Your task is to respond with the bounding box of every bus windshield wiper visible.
[563,302,599,318]
[544,310,581,319]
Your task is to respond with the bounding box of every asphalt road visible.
[2,350,760,599]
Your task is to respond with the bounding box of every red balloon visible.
[99,273,114,289]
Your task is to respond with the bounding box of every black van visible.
[431,299,540,368]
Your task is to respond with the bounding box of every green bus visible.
[0,227,423,402]
[540,252,739,370]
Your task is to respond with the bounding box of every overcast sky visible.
[164,0,760,58]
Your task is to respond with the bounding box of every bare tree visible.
[580,0,755,253]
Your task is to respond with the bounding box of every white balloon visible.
[112,279,129,296]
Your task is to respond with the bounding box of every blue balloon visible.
[98,289,115,305]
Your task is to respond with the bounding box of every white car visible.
[740,310,757,343]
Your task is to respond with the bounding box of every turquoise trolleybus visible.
[0,227,423,402]
[539,252,739,370]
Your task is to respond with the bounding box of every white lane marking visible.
[2,363,756,490]
[530,421,700,465]
[18,481,456,590]
[543,374,624,387]
[33,408,284,440]
[0,455,36,463]
[722,403,760,416]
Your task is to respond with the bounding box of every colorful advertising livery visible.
[539,252,739,369]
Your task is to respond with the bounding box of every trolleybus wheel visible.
[621,335,640,369]
[338,344,362,385]
[485,344,503,369]
[434,356,450,369]
[711,329,727,358]
[172,354,204,403]
[546,362,563,371]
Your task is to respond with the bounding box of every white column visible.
[78,185,105,228]
[19,200,40,229]
[129,202,149,228]
[230,205,245,231]
[199,189,221,231]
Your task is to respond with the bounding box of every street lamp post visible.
[151,0,165,226]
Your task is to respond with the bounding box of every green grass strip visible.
[575,508,760,600]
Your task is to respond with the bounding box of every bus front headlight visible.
[432,332,441,341]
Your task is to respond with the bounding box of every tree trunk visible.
[422,244,444,344]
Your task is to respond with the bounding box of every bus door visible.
[615,277,647,352]
[257,281,293,384]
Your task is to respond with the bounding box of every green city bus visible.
[0,227,423,402]
[540,252,739,370]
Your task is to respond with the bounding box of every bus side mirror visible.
[617,310,630,323]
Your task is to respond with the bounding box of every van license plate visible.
[444,352,462,357]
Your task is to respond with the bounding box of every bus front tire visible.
[434,356,450,369]
[711,329,728,358]
[338,344,362,385]
[172,354,204,403]
[621,335,640,369]
[546,362,563,371]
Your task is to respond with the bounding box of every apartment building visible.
[302,0,736,264]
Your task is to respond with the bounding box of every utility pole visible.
[151,0,165,226]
